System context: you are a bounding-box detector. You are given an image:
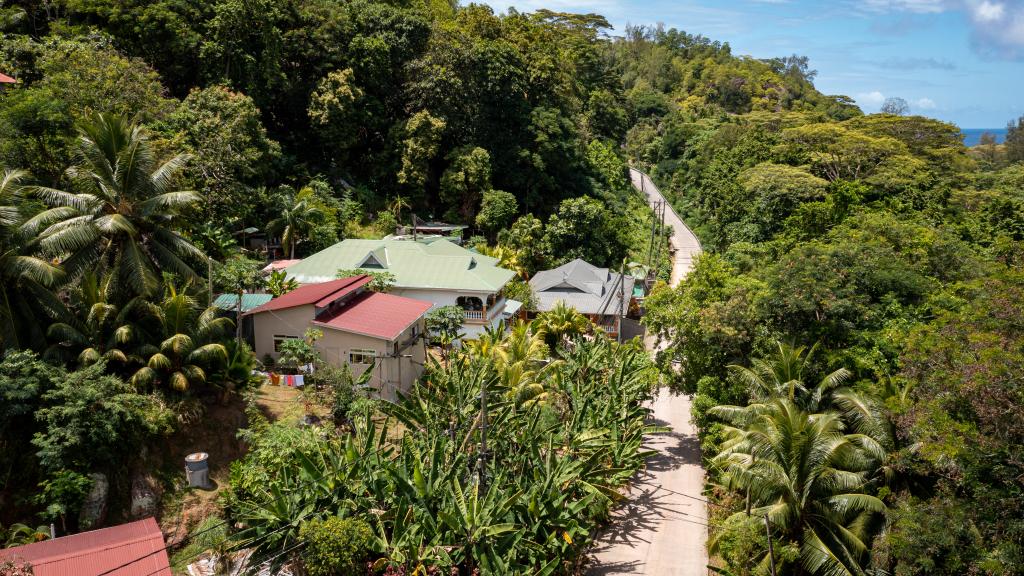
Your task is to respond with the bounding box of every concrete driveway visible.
[586,170,708,576]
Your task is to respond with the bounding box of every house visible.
[281,238,517,338]
[529,259,635,339]
[244,275,432,401]
[0,517,170,576]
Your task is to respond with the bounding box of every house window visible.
[274,335,299,352]
[349,348,376,365]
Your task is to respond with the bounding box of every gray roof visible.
[529,259,635,316]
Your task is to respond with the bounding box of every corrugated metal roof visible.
[213,293,274,313]
[313,292,432,341]
[0,517,171,576]
[283,239,514,292]
[246,276,371,315]
[260,259,300,273]
[530,259,635,316]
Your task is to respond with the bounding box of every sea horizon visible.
[961,127,1008,146]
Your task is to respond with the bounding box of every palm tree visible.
[29,113,205,298]
[486,321,558,409]
[729,341,851,411]
[532,301,591,349]
[130,284,232,392]
[0,169,64,351]
[44,273,146,367]
[711,399,887,576]
[388,194,411,221]
[266,197,324,259]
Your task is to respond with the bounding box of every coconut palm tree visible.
[711,399,887,576]
[532,301,591,349]
[0,169,64,351]
[44,273,147,367]
[729,341,851,411]
[29,113,205,298]
[266,196,324,259]
[130,284,232,392]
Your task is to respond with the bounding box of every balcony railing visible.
[461,297,506,324]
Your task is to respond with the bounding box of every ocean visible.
[961,128,1008,147]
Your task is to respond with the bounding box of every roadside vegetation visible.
[625,26,1024,576]
[0,2,1022,576]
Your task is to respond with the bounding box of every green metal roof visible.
[285,239,515,293]
[214,293,274,313]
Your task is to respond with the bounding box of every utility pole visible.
[477,375,489,489]
[763,515,778,576]
[208,258,214,307]
[618,260,626,343]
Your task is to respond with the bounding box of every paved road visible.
[629,169,702,287]
[586,169,707,576]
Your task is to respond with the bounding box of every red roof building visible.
[0,518,170,576]
[246,276,433,400]
[247,275,372,314]
[0,72,17,85]
[313,291,433,340]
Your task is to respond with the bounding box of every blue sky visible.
[478,0,1024,127]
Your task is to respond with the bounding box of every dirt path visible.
[586,169,707,576]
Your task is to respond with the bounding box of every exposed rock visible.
[78,473,109,530]
[130,474,159,519]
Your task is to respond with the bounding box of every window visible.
[273,335,299,352]
[349,348,376,365]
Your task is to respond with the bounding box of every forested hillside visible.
[626,25,1023,576]
[1,1,1022,575]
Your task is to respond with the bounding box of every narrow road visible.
[630,169,702,287]
[587,169,707,576]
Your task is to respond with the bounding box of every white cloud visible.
[916,97,938,109]
[859,0,950,13]
[972,0,1006,21]
[856,90,887,107]
[860,0,1024,57]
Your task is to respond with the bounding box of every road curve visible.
[629,169,702,288]
[586,169,708,576]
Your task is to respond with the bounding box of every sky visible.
[478,0,1024,127]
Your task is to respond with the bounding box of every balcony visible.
[461,296,506,325]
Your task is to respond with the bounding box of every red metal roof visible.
[0,72,16,84]
[314,292,432,341]
[0,518,171,576]
[246,275,372,314]
[260,259,300,273]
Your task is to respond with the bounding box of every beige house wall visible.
[250,306,427,401]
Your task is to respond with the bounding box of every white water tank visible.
[185,452,210,489]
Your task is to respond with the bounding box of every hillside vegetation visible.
[626,24,1023,576]
[1,2,1022,575]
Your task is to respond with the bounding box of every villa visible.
[282,238,518,337]
[244,275,432,401]
[529,259,635,339]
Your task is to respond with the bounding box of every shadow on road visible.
[586,399,707,575]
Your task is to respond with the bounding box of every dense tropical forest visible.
[626,25,1024,576]
[1,0,1023,575]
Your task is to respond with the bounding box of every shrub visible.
[299,516,374,576]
